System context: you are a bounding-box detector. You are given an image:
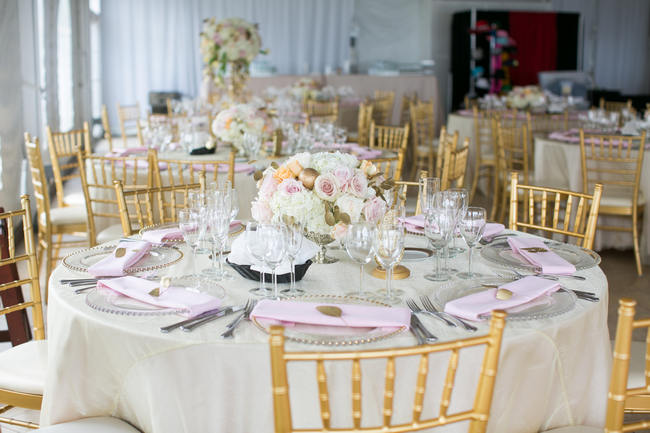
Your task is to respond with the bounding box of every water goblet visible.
[375,224,404,305]
[418,177,440,215]
[344,222,376,298]
[178,209,202,284]
[446,188,468,258]
[281,221,304,295]
[457,207,487,279]
[259,224,287,300]
[246,222,272,297]
[423,200,456,282]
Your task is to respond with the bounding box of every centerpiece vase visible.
[304,231,338,264]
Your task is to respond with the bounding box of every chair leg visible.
[498,183,509,224]
[470,161,480,203]
[490,177,499,222]
[632,212,643,276]
[45,236,54,304]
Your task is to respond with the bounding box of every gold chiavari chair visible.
[369,122,410,152]
[508,172,603,249]
[78,150,155,246]
[101,104,114,152]
[305,98,339,125]
[349,102,374,147]
[399,92,418,127]
[409,101,436,179]
[542,298,650,433]
[114,178,205,237]
[371,93,395,126]
[600,98,634,114]
[25,134,87,300]
[579,130,646,275]
[46,122,91,208]
[152,151,236,190]
[493,121,529,223]
[0,196,46,429]
[117,102,141,147]
[395,171,428,215]
[440,138,470,191]
[526,111,569,136]
[469,108,498,203]
[268,310,506,433]
[367,147,407,181]
[435,126,460,178]
[464,95,479,110]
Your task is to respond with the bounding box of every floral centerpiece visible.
[289,78,320,100]
[251,151,391,263]
[200,17,266,98]
[506,85,547,110]
[211,103,271,154]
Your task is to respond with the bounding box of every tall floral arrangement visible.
[211,103,270,152]
[200,17,265,97]
[290,78,320,100]
[251,152,391,239]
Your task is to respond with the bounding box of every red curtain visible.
[508,12,557,86]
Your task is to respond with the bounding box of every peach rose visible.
[273,166,295,182]
[331,222,349,241]
[286,160,303,176]
[359,160,378,176]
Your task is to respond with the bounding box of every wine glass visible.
[259,224,287,300]
[457,207,487,279]
[423,195,457,282]
[418,177,440,215]
[178,209,202,283]
[281,221,304,295]
[344,222,376,298]
[211,208,231,281]
[246,222,272,297]
[446,188,468,259]
[375,224,404,305]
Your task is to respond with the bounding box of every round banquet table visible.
[42,231,610,433]
[534,134,650,264]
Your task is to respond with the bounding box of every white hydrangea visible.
[309,151,359,174]
[269,189,330,235]
[285,152,311,169]
[335,195,365,223]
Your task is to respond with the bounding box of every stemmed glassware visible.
[246,222,272,297]
[418,177,440,215]
[178,209,203,285]
[457,207,487,279]
[281,221,304,296]
[344,222,377,298]
[259,224,287,300]
[375,224,404,305]
[423,192,458,282]
[446,188,468,259]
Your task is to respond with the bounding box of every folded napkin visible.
[482,223,505,241]
[141,227,183,243]
[88,240,152,277]
[444,276,561,321]
[251,299,410,329]
[107,147,148,157]
[227,231,319,274]
[97,276,221,318]
[400,214,425,234]
[508,237,576,275]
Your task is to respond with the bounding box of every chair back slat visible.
[305,98,339,125]
[369,122,409,152]
[0,197,44,340]
[356,103,374,147]
[367,148,406,181]
[371,91,395,125]
[410,102,435,152]
[47,122,90,207]
[395,171,428,216]
[24,134,51,234]
[441,138,470,190]
[315,360,331,429]
[152,151,235,189]
[269,311,507,433]
[101,104,113,151]
[117,102,141,147]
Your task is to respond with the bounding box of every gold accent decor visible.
[148,288,160,297]
[495,288,513,300]
[316,306,342,317]
[46,122,91,208]
[521,247,550,253]
[268,310,507,432]
[304,231,338,264]
[114,247,126,258]
[371,264,410,280]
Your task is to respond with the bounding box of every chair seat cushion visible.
[542,427,602,433]
[62,177,86,207]
[600,189,645,209]
[34,417,141,433]
[0,340,47,395]
[97,224,125,244]
[43,206,87,226]
[627,340,647,389]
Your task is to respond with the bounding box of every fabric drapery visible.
[509,12,558,86]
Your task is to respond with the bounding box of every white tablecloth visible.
[41,232,610,433]
[534,136,650,263]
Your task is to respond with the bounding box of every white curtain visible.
[101,0,354,129]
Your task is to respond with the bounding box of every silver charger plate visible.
[432,278,577,321]
[251,294,407,346]
[62,242,183,274]
[480,240,601,272]
[402,247,433,262]
[85,276,224,316]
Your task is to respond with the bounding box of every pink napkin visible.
[107,147,148,157]
[141,227,183,243]
[88,240,152,277]
[508,237,576,275]
[97,276,221,318]
[400,215,425,234]
[444,276,561,321]
[251,299,410,329]
[482,223,505,240]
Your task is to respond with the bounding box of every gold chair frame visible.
[101,104,114,152]
[117,102,141,147]
[469,108,498,203]
[46,122,91,208]
[352,102,374,147]
[152,151,236,189]
[409,101,435,180]
[369,122,410,152]
[435,126,460,179]
[0,196,45,429]
[367,148,407,181]
[305,99,339,125]
[579,130,646,275]
[493,122,529,223]
[371,93,395,126]
[508,172,603,249]
[395,171,428,215]
[440,139,470,191]
[269,311,506,433]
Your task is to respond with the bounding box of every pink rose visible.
[363,197,387,224]
[251,200,273,223]
[348,171,368,198]
[258,175,279,200]
[277,178,304,195]
[314,173,341,202]
[331,222,349,241]
[333,166,353,186]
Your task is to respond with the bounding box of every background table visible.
[534,136,650,264]
[42,232,610,433]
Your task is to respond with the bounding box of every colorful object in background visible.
[488,29,517,94]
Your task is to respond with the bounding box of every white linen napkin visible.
[227,231,320,274]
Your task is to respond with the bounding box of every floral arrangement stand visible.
[251,151,392,264]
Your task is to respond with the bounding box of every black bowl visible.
[226,259,312,284]
[189,146,216,155]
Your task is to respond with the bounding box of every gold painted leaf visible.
[316,305,342,317]
[114,247,127,258]
[253,170,263,181]
[496,288,513,300]
[148,287,160,297]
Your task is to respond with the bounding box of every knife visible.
[411,313,438,343]
[160,306,238,333]
[181,306,243,332]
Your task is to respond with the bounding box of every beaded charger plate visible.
[62,242,183,274]
[252,294,407,346]
[139,221,245,241]
[433,278,577,321]
[480,240,601,272]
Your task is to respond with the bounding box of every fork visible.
[404,299,439,342]
[221,299,257,338]
[405,298,456,328]
[420,295,477,332]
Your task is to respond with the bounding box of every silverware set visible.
[221,299,257,338]
[479,233,518,245]
[406,296,477,336]
[158,298,257,334]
